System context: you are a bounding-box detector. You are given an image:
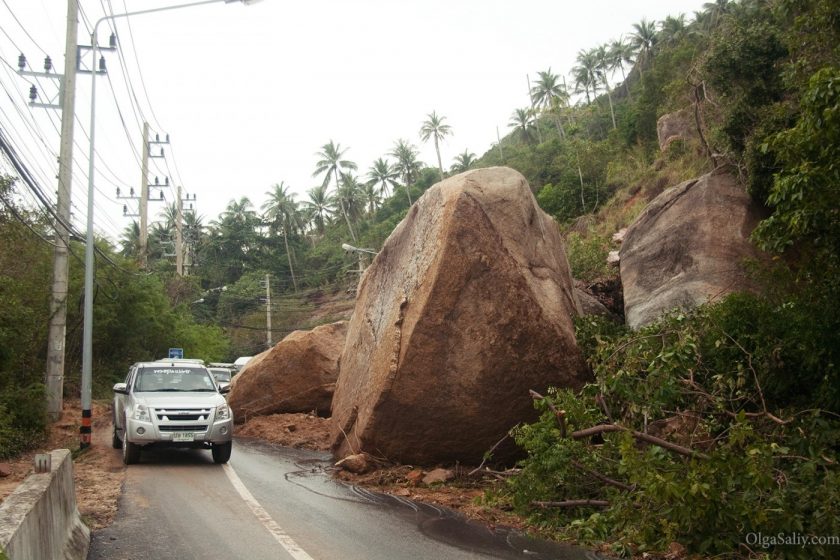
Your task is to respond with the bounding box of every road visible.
[88,439,608,560]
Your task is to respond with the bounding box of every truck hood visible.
[133,392,227,408]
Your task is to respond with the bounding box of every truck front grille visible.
[155,407,212,422]
[158,425,208,432]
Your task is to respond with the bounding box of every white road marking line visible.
[223,463,316,560]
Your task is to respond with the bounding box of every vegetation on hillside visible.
[1,0,838,556]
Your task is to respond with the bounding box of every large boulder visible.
[228,321,347,422]
[657,109,696,152]
[331,167,589,464]
[619,169,765,329]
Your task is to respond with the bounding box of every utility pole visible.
[526,73,543,144]
[138,122,149,268]
[264,274,272,349]
[19,0,79,422]
[176,186,183,275]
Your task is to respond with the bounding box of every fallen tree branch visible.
[468,432,512,476]
[570,460,635,492]
[532,499,610,508]
[572,424,709,460]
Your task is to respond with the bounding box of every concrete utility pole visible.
[264,274,272,349]
[176,186,183,275]
[46,0,79,422]
[138,122,150,268]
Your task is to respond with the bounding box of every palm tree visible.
[594,44,618,130]
[262,181,301,291]
[361,181,381,216]
[389,139,422,205]
[119,220,141,258]
[367,157,399,198]
[336,172,365,222]
[660,14,687,44]
[313,140,358,241]
[702,0,730,27]
[609,37,635,101]
[509,108,536,144]
[530,68,570,139]
[450,150,477,173]
[630,18,659,81]
[419,111,452,180]
[302,184,332,234]
[573,49,600,104]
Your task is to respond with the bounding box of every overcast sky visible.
[1,0,705,243]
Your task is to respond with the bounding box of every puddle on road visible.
[241,441,613,560]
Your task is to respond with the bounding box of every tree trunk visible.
[283,229,298,292]
[603,76,617,130]
[434,136,444,180]
[334,168,357,242]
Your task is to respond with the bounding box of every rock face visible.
[620,169,765,329]
[331,167,589,465]
[657,109,696,152]
[228,321,347,422]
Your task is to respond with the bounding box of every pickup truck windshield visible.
[135,367,216,392]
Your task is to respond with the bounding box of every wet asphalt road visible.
[87,438,609,560]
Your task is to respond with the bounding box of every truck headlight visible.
[133,404,150,422]
[216,404,231,421]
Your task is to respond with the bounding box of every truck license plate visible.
[172,432,194,442]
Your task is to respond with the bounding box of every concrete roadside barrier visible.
[0,449,90,560]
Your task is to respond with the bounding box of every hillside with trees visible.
[1,0,838,556]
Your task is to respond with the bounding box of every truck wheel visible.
[123,438,140,465]
[112,427,122,449]
[212,441,232,464]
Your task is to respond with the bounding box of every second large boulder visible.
[228,321,347,422]
[331,167,589,464]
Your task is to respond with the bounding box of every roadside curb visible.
[0,449,90,560]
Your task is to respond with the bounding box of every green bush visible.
[506,292,840,558]
[565,232,610,282]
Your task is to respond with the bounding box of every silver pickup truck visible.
[112,361,234,465]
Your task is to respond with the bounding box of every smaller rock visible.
[0,463,11,477]
[392,488,411,497]
[607,250,620,267]
[422,468,455,485]
[612,228,627,244]
[334,453,371,474]
[405,469,424,485]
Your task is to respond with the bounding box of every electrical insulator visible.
[44,56,52,72]
[116,187,121,197]
[189,203,193,210]
[165,177,170,186]
[165,133,170,143]
[130,187,135,196]
[18,53,26,71]
[109,33,117,48]
[155,133,160,142]
[159,191,164,200]
[123,205,127,214]
[154,176,159,185]
[159,148,165,157]
[98,56,106,72]
[29,86,37,102]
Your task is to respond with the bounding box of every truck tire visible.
[123,438,141,465]
[212,441,232,464]
[112,427,122,449]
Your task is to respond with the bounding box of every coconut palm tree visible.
[450,150,477,173]
[262,181,301,291]
[313,140,358,241]
[531,68,570,139]
[609,37,635,101]
[419,111,452,180]
[302,184,332,234]
[389,139,422,204]
[335,172,365,223]
[630,18,659,81]
[119,220,141,258]
[367,157,400,198]
[660,14,687,44]
[573,49,600,104]
[594,44,618,130]
[509,108,537,144]
[702,0,730,27]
